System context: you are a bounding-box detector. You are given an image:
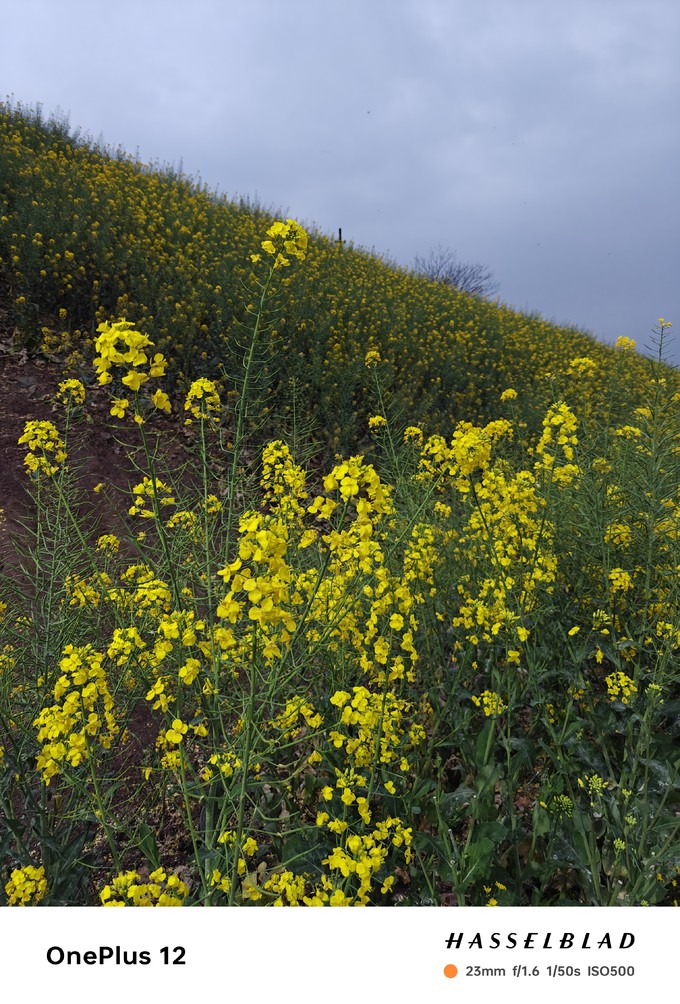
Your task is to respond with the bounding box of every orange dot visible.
[444,964,458,979]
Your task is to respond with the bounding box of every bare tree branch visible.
[413,243,499,299]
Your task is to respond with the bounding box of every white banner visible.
[0,905,675,1002]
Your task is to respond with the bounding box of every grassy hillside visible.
[1,101,669,455]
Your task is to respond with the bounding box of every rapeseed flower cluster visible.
[4,865,47,905]
[235,819,413,906]
[608,568,634,593]
[252,218,308,269]
[453,467,556,646]
[18,420,67,477]
[128,476,176,519]
[184,377,221,425]
[55,378,86,407]
[534,401,580,485]
[328,687,426,771]
[322,821,411,904]
[94,318,167,389]
[261,441,310,531]
[270,699,323,740]
[34,644,118,783]
[578,773,609,805]
[100,868,188,906]
[217,509,297,663]
[471,691,507,717]
[605,671,638,704]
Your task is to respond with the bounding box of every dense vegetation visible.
[1,102,679,907]
[1,100,665,453]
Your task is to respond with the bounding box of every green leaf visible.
[476,820,509,844]
[435,787,476,822]
[131,823,161,870]
[475,719,496,765]
[459,836,495,885]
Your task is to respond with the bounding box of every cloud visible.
[2,0,678,355]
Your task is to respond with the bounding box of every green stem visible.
[86,736,121,873]
[224,265,277,566]
[228,640,259,905]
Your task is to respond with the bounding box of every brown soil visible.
[0,351,58,555]
[0,343,196,568]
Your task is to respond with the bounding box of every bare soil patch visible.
[0,344,196,568]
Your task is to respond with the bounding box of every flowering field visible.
[1,104,679,907]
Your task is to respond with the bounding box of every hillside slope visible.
[1,101,670,454]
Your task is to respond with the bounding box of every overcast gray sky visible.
[2,0,679,361]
